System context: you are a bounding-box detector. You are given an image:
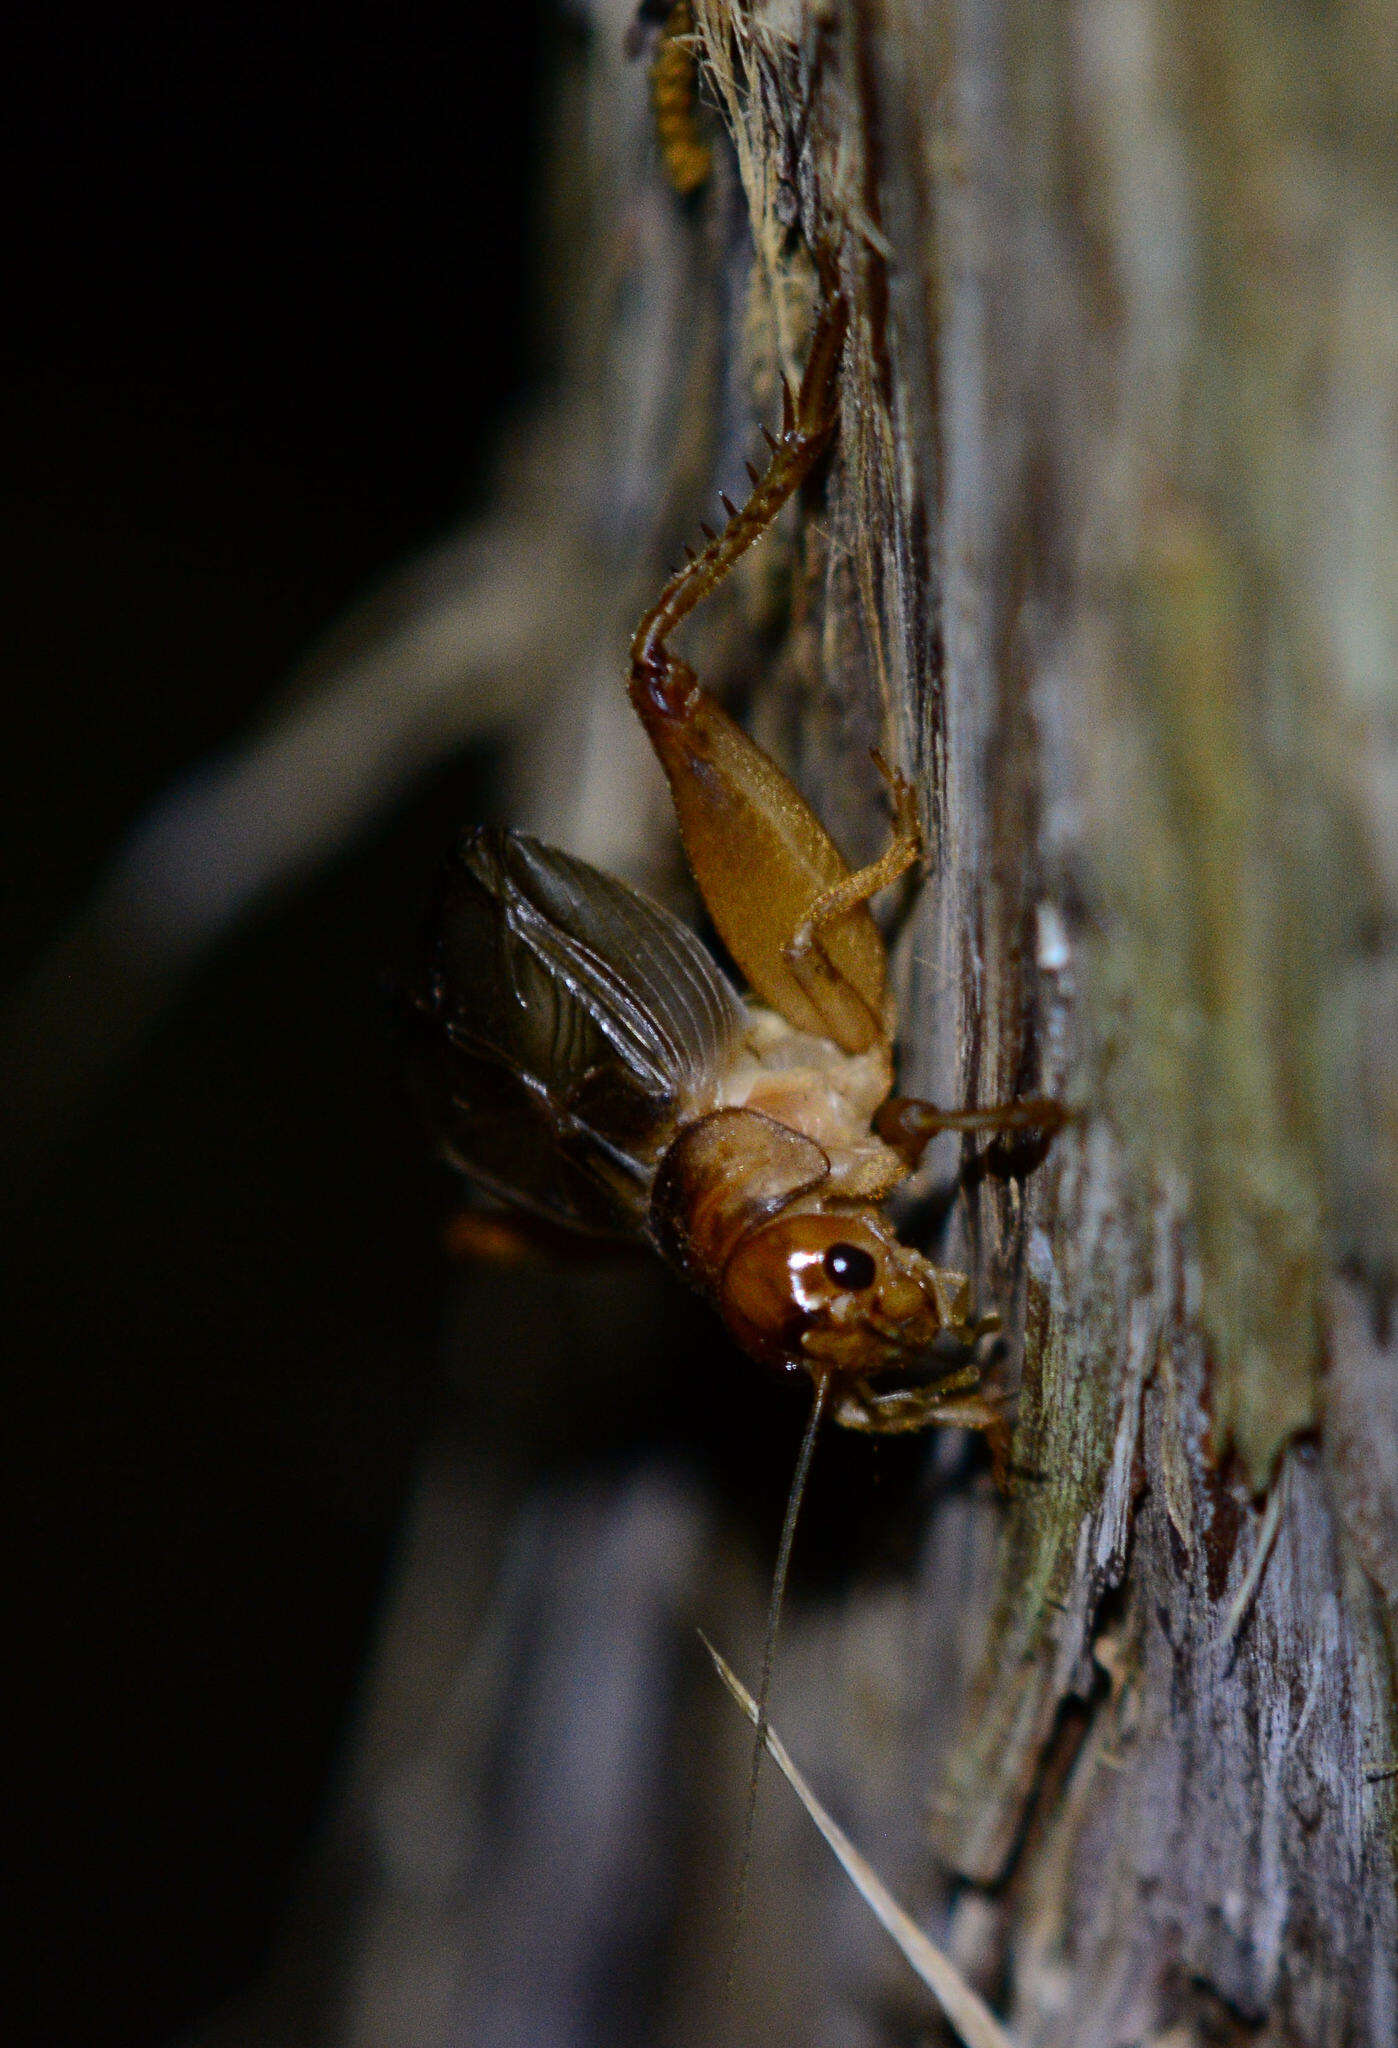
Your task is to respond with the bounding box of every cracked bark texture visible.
[203,3,1398,2044]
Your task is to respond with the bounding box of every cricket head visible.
[716,1206,979,1378]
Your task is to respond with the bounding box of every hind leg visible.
[627,288,909,1057]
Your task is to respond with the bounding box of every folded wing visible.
[408,827,747,1235]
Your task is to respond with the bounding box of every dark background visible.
[4,7,542,2043]
[3,13,941,2041]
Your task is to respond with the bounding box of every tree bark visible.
[207,3,1398,2043]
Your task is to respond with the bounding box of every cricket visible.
[407,257,1059,1957]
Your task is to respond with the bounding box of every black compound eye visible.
[823,1241,877,1290]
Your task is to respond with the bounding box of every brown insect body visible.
[411,285,1031,1437]
[410,271,1064,1974]
[411,827,992,1430]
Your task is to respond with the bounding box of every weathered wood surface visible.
[203,2,1398,2043]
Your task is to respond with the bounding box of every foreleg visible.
[832,1367,1011,1482]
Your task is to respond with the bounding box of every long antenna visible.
[725,1366,832,1997]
